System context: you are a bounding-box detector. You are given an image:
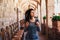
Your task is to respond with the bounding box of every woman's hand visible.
[36,22,40,27]
[25,22,29,28]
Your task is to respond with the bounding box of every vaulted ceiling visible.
[16,0,40,11]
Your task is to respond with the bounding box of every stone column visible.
[48,0,54,28]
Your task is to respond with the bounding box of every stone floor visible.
[39,34,47,40]
[23,32,47,40]
[11,30,47,40]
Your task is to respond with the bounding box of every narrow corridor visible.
[0,0,60,40]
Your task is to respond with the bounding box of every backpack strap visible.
[35,19,39,22]
[35,18,40,32]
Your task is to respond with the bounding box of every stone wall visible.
[0,0,17,28]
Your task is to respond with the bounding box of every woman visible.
[25,9,40,40]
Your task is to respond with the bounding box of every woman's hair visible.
[25,9,33,22]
